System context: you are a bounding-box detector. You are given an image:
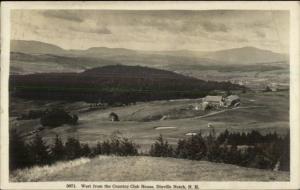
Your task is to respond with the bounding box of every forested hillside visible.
[10,65,244,103]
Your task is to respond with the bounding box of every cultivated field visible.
[10,156,290,182]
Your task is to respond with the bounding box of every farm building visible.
[203,95,225,107]
[225,95,240,107]
[109,112,119,122]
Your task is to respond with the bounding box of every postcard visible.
[1,1,299,190]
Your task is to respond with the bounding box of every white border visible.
[1,1,299,190]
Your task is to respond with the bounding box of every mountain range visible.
[10,40,289,74]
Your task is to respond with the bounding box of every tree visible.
[119,138,138,156]
[50,135,65,161]
[265,86,272,92]
[64,137,82,160]
[40,108,78,127]
[101,140,111,155]
[175,132,207,160]
[149,135,173,157]
[71,114,79,125]
[9,129,31,170]
[279,133,290,171]
[217,129,229,144]
[81,144,91,157]
[92,142,102,156]
[28,134,50,166]
[205,129,220,162]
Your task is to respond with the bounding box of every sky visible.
[11,10,289,53]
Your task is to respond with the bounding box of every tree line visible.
[150,130,289,171]
[9,130,138,171]
[10,129,289,172]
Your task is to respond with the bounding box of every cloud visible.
[68,25,112,34]
[212,34,249,43]
[255,30,266,38]
[12,10,288,53]
[42,10,84,22]
[201,21,230,32]
[242,21,272,29]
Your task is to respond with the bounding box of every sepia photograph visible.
[1,1,299,190]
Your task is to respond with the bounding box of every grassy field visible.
[10,156,290,182]
[10,90,289,152]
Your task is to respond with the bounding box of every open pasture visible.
[10,91,289,151]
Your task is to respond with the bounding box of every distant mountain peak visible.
[203,46,288,64]
[11,40,65,55]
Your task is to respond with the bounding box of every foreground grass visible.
[10,156,289,182]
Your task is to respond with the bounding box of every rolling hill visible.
[10,65,243,103]
[10,51,119,74]
[10,156,289,182]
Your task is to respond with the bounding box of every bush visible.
[40,108,78,127]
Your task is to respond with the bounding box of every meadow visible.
[10,156,289,182]
[10,90,289,152]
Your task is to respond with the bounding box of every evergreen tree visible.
[92,141,102,156]
[50,135,65,161]
[279,133,290,171]
[81,144,91,157]
[28,134,50,166]
[206,129,220,161]
[150,135,173,157]
[110,138,121,155]
[119,138,138,156]
[64,137,82,160]
[101,140,111,155]
[9,129,31,170]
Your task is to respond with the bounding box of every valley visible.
[10,90,289,152]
